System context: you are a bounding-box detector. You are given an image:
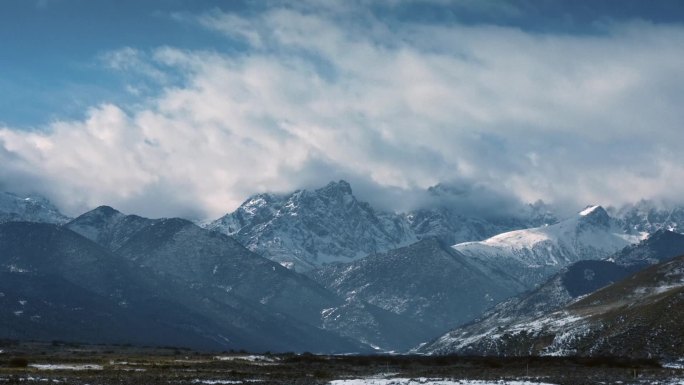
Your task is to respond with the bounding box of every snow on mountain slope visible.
[422,231,684,357]
[207,180,417,271]
[406,191,558,246]
[65,206,157,251]
[453,206,644,287]
[309,238,527,335]
[612,199,684,234]
[67,206,425,351]
[425,253,684,359]
[206,180,560,272]
[0,192,70,224]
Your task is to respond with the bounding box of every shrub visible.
[8,357,28,368]
[313,369,332,379]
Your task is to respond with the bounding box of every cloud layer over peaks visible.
[1,3,684,219]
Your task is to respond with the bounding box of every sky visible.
[1,0,684,219]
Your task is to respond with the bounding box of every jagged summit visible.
[317,179,353,196]
[579,205,601,216]
[577,205,611,228]
[207,180,416,271]
[405,192,558,246]
[611,200,684,233]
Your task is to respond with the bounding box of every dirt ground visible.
[0,340,682,385]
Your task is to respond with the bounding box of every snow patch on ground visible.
[329,379,558,385]
[192,380,262,384]
[213,355,277,363]
[662,359,684,369]
[29,364,103,371]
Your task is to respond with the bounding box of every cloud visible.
[194,10,264,48]
[1,5,684,219]
[100,47,170,84]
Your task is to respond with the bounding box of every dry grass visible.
[0,341,679,385]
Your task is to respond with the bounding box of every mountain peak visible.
[577,205,611,227]
[317,180,353,196]
[579,205,604,216]
[93,205,122,216]
[647,228,682,241]
[74,205,125,222]
[208,179,417,271]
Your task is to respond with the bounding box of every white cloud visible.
[195,10,264,48]
[100,47,170,83]
[1,7,684,219]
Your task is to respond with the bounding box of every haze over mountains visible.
[2,180,684,356]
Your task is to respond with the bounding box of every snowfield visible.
[329,379,557,385]
[452,206,645,288]
[213,355,277,363]
[29,364,103,371]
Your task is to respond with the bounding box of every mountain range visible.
[421,252,684,360]
[308,238,526,336]
[421,230,684,356]
[2,182,684,356]
[208,181,560,272]
[207,181,417,272]
[453,205,644,287]
[0,203,439,352]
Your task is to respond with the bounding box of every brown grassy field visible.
[0,340,681,385]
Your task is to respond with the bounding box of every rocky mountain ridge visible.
[208,181,418,271]
[421,230,684,357]
[0,192,70,225]
[308,238,527,335]
[453,205,644,287]
[65,206,433,351]
[207,181,561,271]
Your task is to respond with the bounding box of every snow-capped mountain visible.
[611,229,684,268]
[423,252,684,359]
[207,180,417,271]
[308,238,527,335]
[405,206,553,247]
[421,230,684,356]
[453,205,644,287]
[0,191,70,224]
[611,199,684,234]
[405,185,558,245]
[207,180,560,272]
